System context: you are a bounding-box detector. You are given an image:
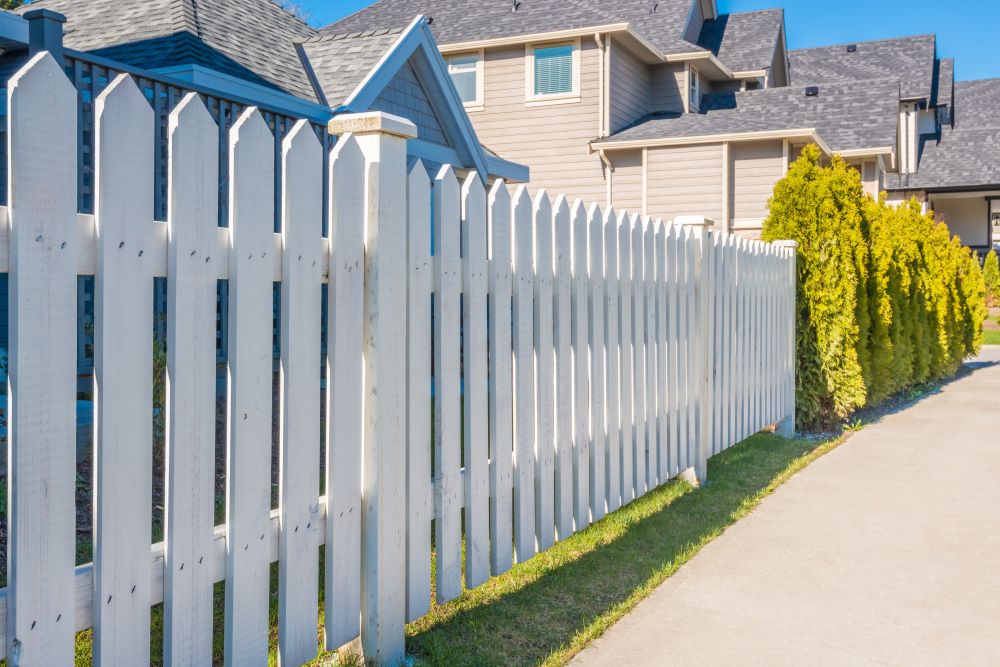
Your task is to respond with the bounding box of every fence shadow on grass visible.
[406,433,823,667]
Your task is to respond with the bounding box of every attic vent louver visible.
[805,86,819,97]
[847,44,857,53]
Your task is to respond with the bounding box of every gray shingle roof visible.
[17,0,319,101]
[301,28,406,108]
[789,34,935,101]
[606,78,900,153]
[886,79,1000,191]
[697,9,783,74]
[320,0,705,55]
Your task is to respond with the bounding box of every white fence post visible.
[330,112,417,665]
[775,240,798,438]
[677,216,713,483]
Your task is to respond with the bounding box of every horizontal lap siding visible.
[472,44,605,202]
[931,197,989,247]
[609,43,651,134]
[646,144,723,223]
[731,141,783,224]
[650,63,685,113]
[610,150,643,214]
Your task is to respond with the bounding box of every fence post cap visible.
[674,215,714,228]
[328,111,417,140]
[775,239,799,249]
[23,8,67,23]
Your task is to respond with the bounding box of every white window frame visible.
[524,38,582,107]
[447,50,485,111]
[688,64,700,112]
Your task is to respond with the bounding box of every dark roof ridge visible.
[301,25,406,45]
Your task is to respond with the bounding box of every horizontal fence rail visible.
[1,53,796,665]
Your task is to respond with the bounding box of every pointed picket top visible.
[169,91,216,139]
[282,118,322,163]
[488,178,510,211]
[533,188,552,216]
[9,50,75,101]
[96,72,150,123]
[512,183,533,216]
[408,159,431,210]
[229,107,272,185]
[462,170,486,220]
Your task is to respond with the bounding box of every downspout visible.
[595,32,607,137]
[599,149,613,209]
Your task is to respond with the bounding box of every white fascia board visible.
[438,23,631,53]
[592,128,832,155]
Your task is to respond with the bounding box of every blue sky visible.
[299,0,999,81]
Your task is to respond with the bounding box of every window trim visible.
[447,50,485,111]
[688,64,700,112]
[524,38,582,106]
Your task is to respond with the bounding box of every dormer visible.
[683,0,719,45]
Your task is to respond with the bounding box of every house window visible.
[447,52,483,107]
[689,66,700,112]
[526,40,580,104]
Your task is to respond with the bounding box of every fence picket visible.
[655,221,669,480]
[571,200,590,530]
[631,215,647,493]
[512,185,537,561]
[163,92,219,667]
[433,166,463,598]
[533,191,556,551]
[588,204,607,521]
[462,173,491,587]
[643,219,658,489]
[488,181,515,573]
[6,52,79,667]
[603,208,621,513]
[553,196,575,540]
[93,74,155,667]
[618,215,635,504]
[666,224,680,477]
[326,134,365,648]
[277,120,323,666]
[406,161,433,619]
[224,108,275,667]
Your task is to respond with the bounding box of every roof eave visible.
[591,127,832,155]
[438,23,632,54]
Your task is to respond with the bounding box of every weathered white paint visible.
[603,208,622,513]
[326,133,365,649]
[406,161,433,619]
[93,74,155,667]
[588,203,607,521]
[533,190,557,551]
[553,196,575,540]
[163,91,219,667]
[277,120,323,667]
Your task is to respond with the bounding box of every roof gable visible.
[697,9,784,74]
[310,17,492,178]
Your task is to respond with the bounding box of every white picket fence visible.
[0,53,796,666]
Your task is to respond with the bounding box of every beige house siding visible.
[730,141,783,227]
[468,41,606,203]
[931,197,989,247]
[609,149,644,214]
[646,144,724,223]
[650,63,686,113]
[609,43,651,134]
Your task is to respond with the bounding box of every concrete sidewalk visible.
[573,347,1000,667]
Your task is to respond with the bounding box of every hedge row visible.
[762,145,986,429]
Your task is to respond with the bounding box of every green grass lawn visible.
[62,431,842,667]
[405,432,843,667]
[984,328,1000,345]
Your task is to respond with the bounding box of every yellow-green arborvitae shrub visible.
[761,145,868,428]
[983,250,1000,307]
[763,146,986,429]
